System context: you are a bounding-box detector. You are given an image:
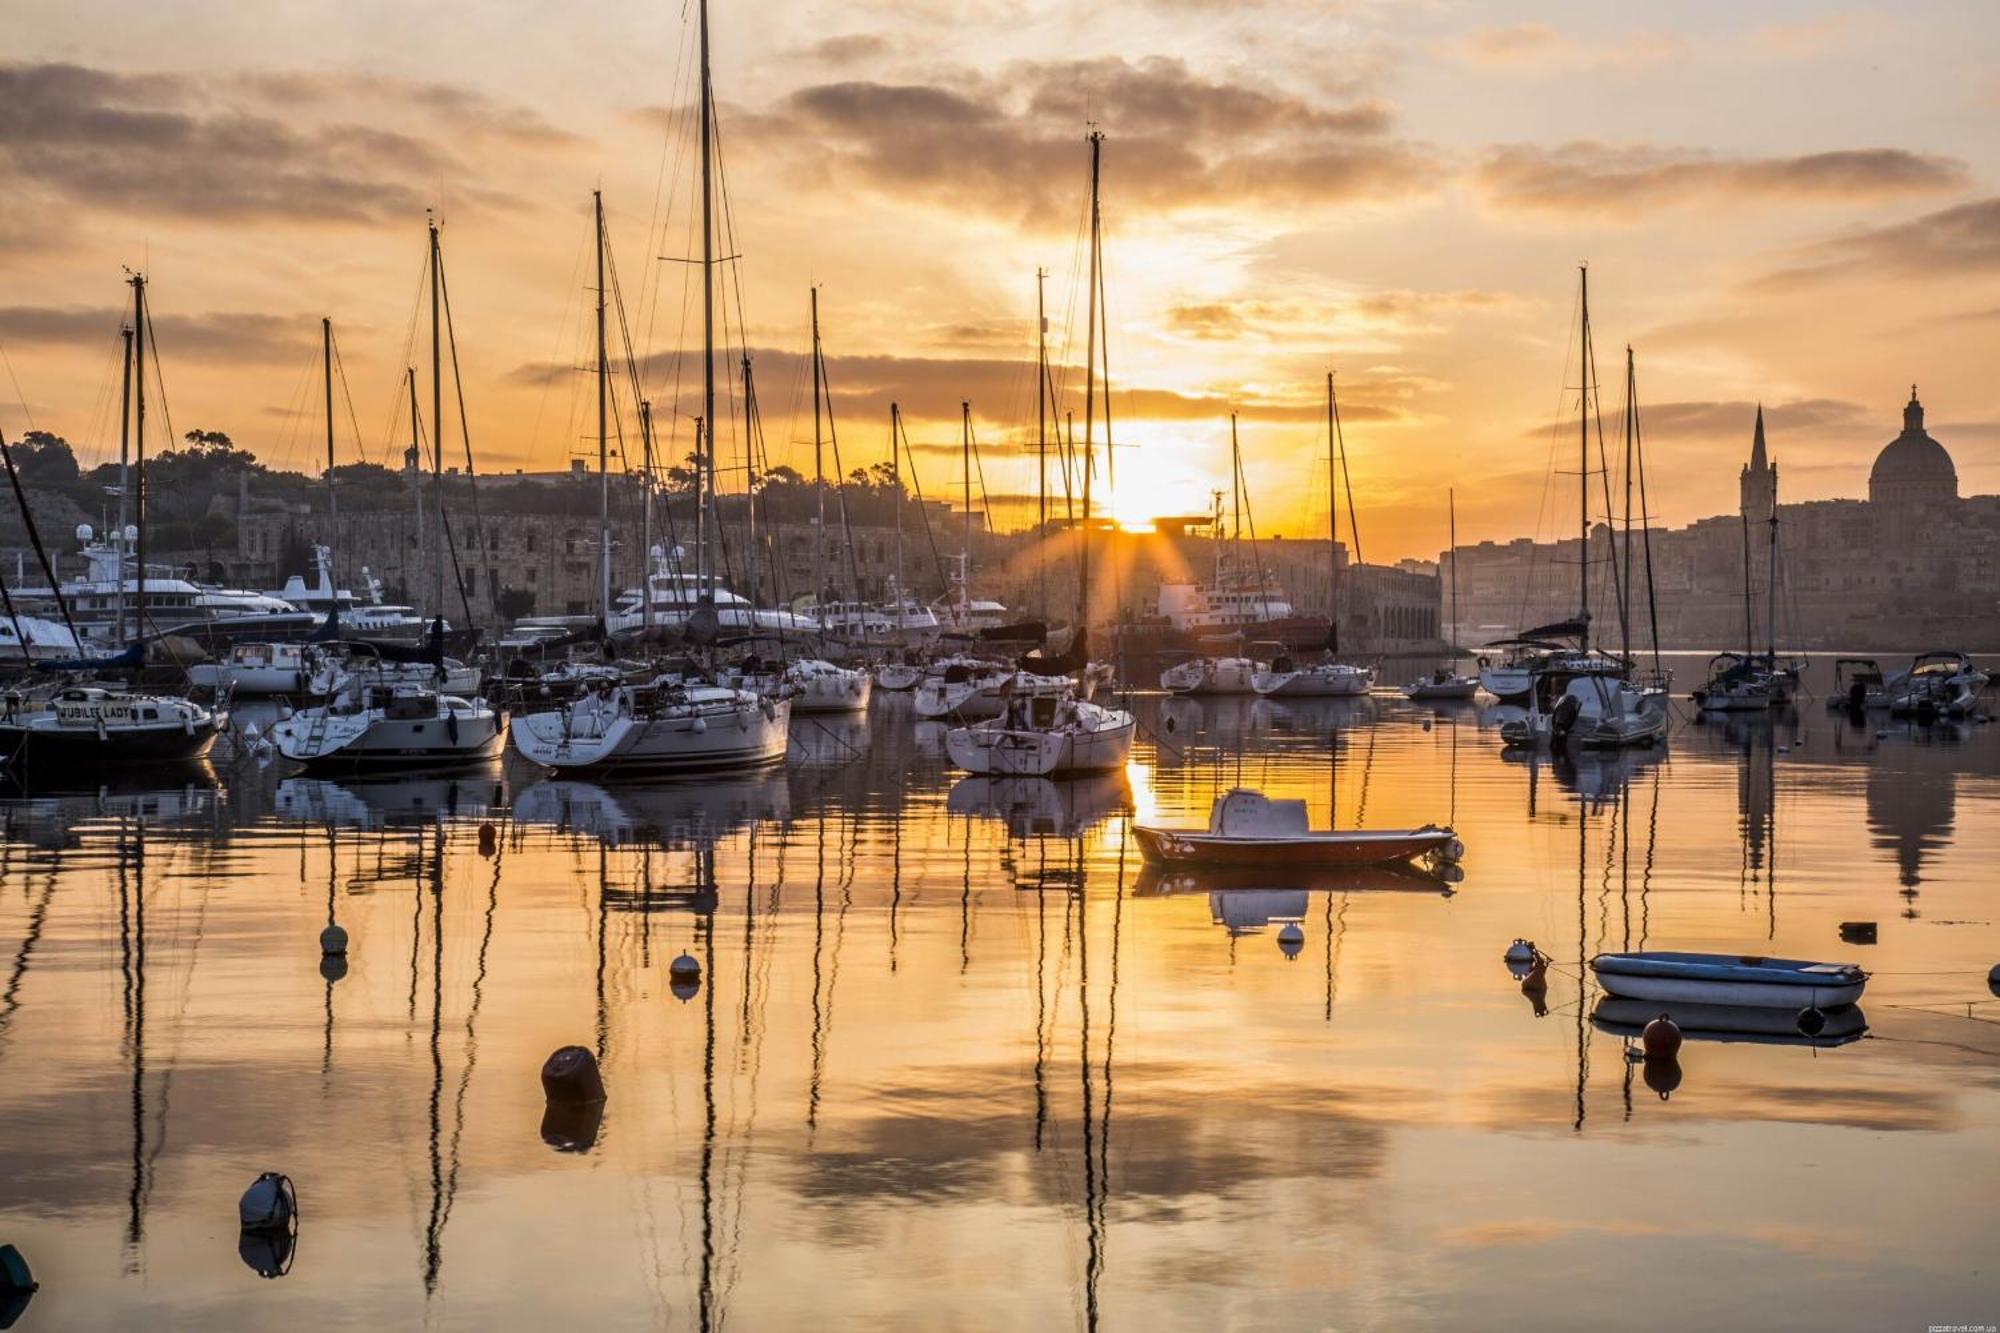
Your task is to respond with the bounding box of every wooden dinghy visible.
[1133,789,1463,871]
[1589,951,1868,1009]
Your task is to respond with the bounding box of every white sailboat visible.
[1501,270,1667,750]
[272,223,501,768]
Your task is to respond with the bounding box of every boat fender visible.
[478,823,498,858]
[447,711,460,743]
[692,716,707,735]
[1641,1014,1682,1058]
[540,1046,606,1105]
[295,670,308,693]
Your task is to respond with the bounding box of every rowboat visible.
[1133,789,1463,871]
[1589,951,1868,1009]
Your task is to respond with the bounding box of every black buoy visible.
[1796,1006,1827,1037]
[319,924,348,956]
[0,1244,37,1327]
[319,954,349,984]
[1986,962,2000,998]
[1642,1055,1682,1101]
[236,1173,298,1279]
[540,1045,606,1105]
[668,951,702,1002]
[541,1100,606,1153]
[1642,1013,1683,1058]
[1838,921,1877,945]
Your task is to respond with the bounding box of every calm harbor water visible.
[2,664,1997,1330]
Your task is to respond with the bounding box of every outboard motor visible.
[1549,693,1582,744]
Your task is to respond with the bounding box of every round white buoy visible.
[1277,923,1305,960]
[319,924,348,956]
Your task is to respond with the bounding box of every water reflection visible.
[0,690,1996,1327]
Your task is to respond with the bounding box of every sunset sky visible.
[3,0,1997,560]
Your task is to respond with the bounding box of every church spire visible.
[1750,403,1767,471]
[1741,401,1776,520]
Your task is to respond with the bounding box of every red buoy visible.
[1642,1013,1682,1058]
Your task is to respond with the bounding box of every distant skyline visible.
[3,0,1997,560]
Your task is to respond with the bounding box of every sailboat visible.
[1499,270,1668,750]
[512,40,790,776]
[1160,417,1272,695]
[0,274,223,769]
[1254,373,1375,698]
[1402,490,1479,700]
[944,131,1135,778]
[1695,410,1793,712]
[269,221,503,770]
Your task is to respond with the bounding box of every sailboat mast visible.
[1576,265,1591,651]
[1448,488,1458,653]
[960,400,971,624]
[323,317,337,577]
[812,287,826,606]
[116,323,132,645]
[891,403,904,622]
[131,275,146,640]
[1739,509,1754,660]
[697,0,716,596]
[429,216,445,624]
[1766,473,1780,664]
[408,366,422,606]
[1622,346,1634,664]
[1082,129,1101,606]
[1036,267,1047,617]
[406,364,422,600]
[639,398,655,633]
[594,191,611,623]
[1326,372,1337,645]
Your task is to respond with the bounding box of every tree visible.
[12,430,79,485]
[183,428,236,453]
[496,586,537,621]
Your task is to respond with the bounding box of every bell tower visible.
[1739,404,1776,521]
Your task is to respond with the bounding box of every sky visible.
[2,0,1997,561]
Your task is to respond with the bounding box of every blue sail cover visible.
[34,642,145,673]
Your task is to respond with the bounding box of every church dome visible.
[1869,386,1957,506]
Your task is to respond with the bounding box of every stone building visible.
[1450,389,2000,651]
